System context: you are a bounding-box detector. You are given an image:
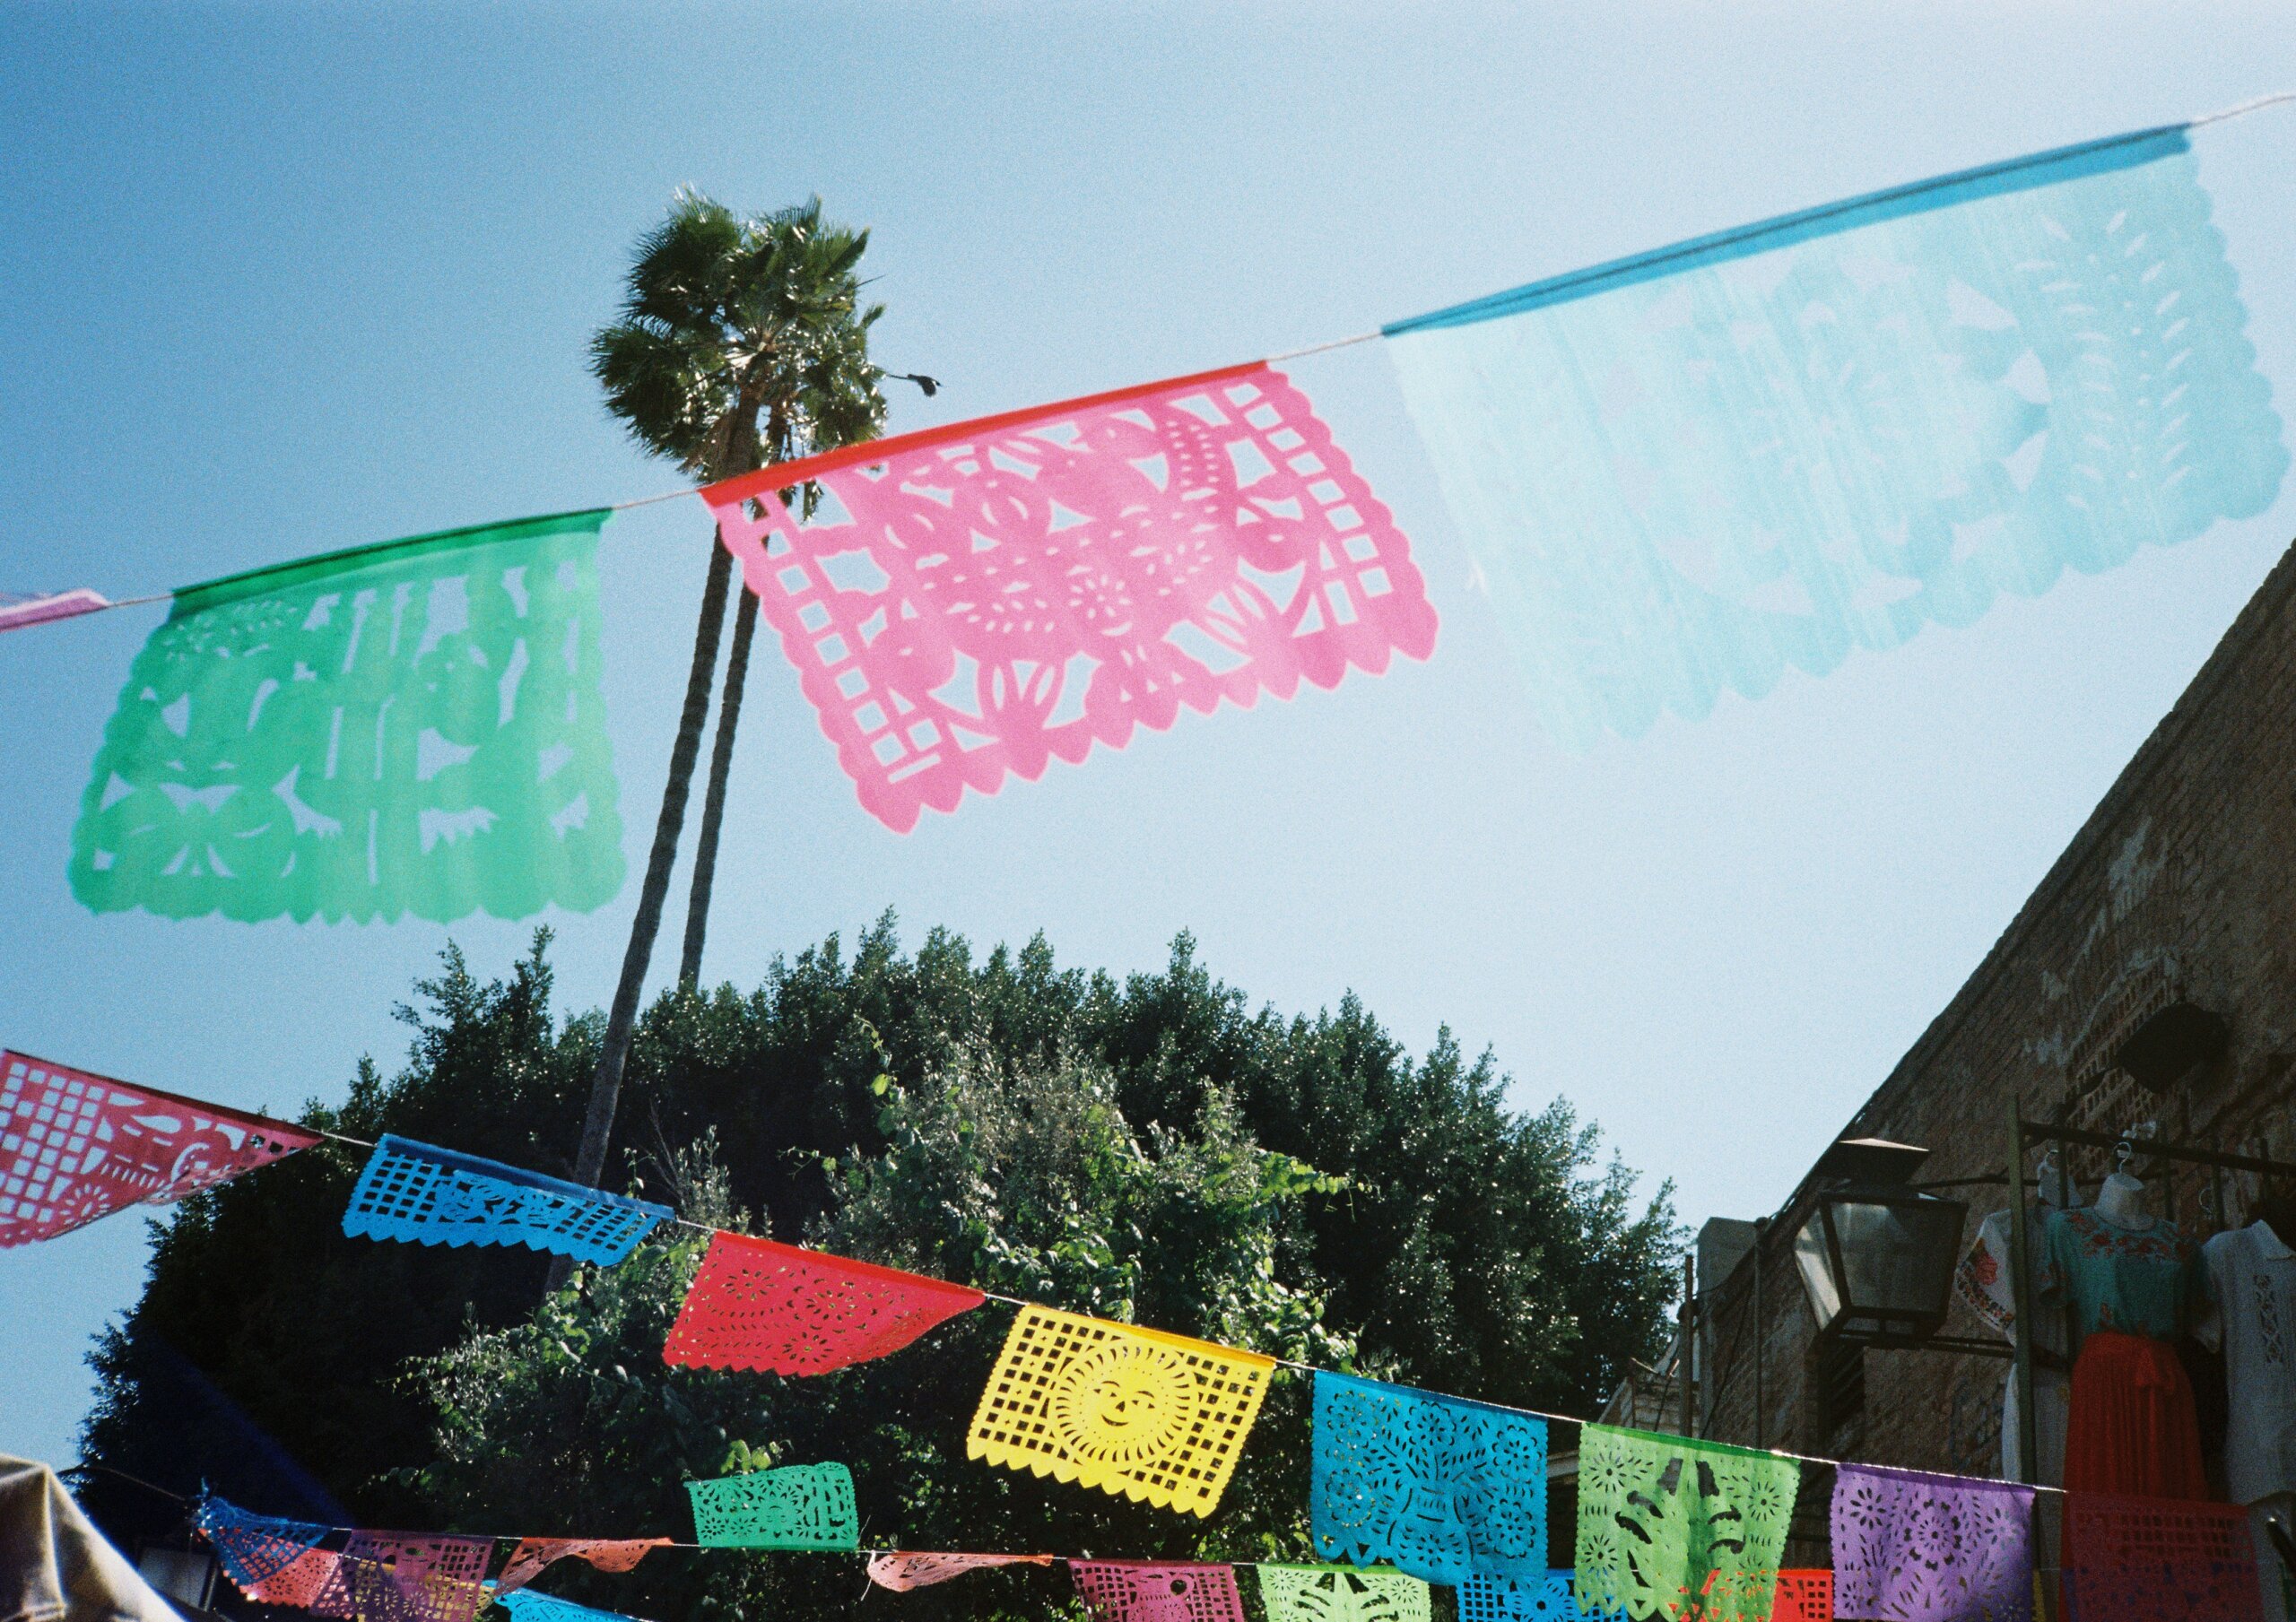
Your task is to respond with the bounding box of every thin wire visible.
[2187,87,2296,127]
[296,1127,2071,1499]
[14,84,2292,630]
[1265,331,1381,365]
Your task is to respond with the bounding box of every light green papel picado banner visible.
[70,510,625,924]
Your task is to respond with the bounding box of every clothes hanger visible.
[2094,1131,2154,1230]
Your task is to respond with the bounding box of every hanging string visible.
[13,83,2292,631]
[300,1128,2066,1496]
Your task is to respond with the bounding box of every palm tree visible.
[560,192,887,1230]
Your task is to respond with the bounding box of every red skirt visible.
[2062,1329,2209,1498]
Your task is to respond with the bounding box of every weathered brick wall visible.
[1700,534,2296,1499]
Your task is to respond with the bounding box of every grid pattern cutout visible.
[309,1534,491,1622]
[196,1493,334,1601]
[685,1463,858,1550]
[1457,1574,1587,1621]
[341,1134,671,1267]
[1,1051,317,1247]
[1070,1563,1248,1622]
[966,1305,1274,1517]
[661,1231,985,1375]
[2063,1493,2266,1622]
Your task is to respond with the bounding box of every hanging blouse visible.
[2036,1204,2204,1343]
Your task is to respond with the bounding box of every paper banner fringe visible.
[342,1135,671,1267]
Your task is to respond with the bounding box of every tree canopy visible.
[77,918,1680,1620]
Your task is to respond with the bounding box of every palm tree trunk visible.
[678,585,758,986]
[547,536,733,1292]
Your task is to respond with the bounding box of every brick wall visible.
[1698,535,2296,1515]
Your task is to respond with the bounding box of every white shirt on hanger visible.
[2200,1220,2296,1505]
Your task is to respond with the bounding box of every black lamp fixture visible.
[1792,1138,1969,1349]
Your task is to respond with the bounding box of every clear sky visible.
[4,2,2295,1468]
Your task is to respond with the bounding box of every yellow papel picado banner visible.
[966,1305,1275,1517]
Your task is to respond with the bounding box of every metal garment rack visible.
[2001,1098,2296,1486]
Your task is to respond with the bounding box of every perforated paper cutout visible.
[1258,1564,1435,1622]
[865,1553,1055,1592]
[1386,129,2288,750]
[1457,1574,1594,1621]
[1833,1463,2034,1621]
[1311,1372,1548,1585]
[685,1463,857,1550]
[341,1136,671,1267]
[309,1534,491,1622]
[1,1052,319,1247]
[1070,1563,1248,1622]
[495,1592,647,1622]
[704,364,1438,832]
[2062,1492,2266,1622]
[661,1231,984,1375]
[196,1492,335,1603]
[257,1548,345,1609]
[1768,1573,1834,1622]
[965,1305,1274,1517]
[493,1539,668,1595]
[1573,1426,1798,1622]
[70,510,623,923]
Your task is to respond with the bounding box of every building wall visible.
[1697,536,2296,1515]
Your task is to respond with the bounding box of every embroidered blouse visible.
[2036,1204,2204,1343]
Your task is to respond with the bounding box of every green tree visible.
[77,922,1682,1618]
[572,193,889,1230]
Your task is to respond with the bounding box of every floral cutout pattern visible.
[661,1231,985,1375]
[1070,1563,1248,1622]
[685,1463,858,1550]
[2061,1492,2266,1622]
[1257,1564,1435,1622]
[1311,1372,1548,1586]
[1,1053,319,1248]
[1386,131,2287,749]
[1573,1426,1798,1622]
[966,1305,1274,1517]
[705,364,1438,832]
[341,1136,671,1268]
[1831,1464,2034,1621]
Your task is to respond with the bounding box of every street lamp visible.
[1792,1138,1968,1349]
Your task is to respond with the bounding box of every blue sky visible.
[4,3,2295,1467]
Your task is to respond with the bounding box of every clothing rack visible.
[1984,1103,2296,1622]
[2000,1102,2296,1496]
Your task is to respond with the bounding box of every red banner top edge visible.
[709,1227,987,1303]
[0,1049,324,1145]
[699,360,1272,509]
